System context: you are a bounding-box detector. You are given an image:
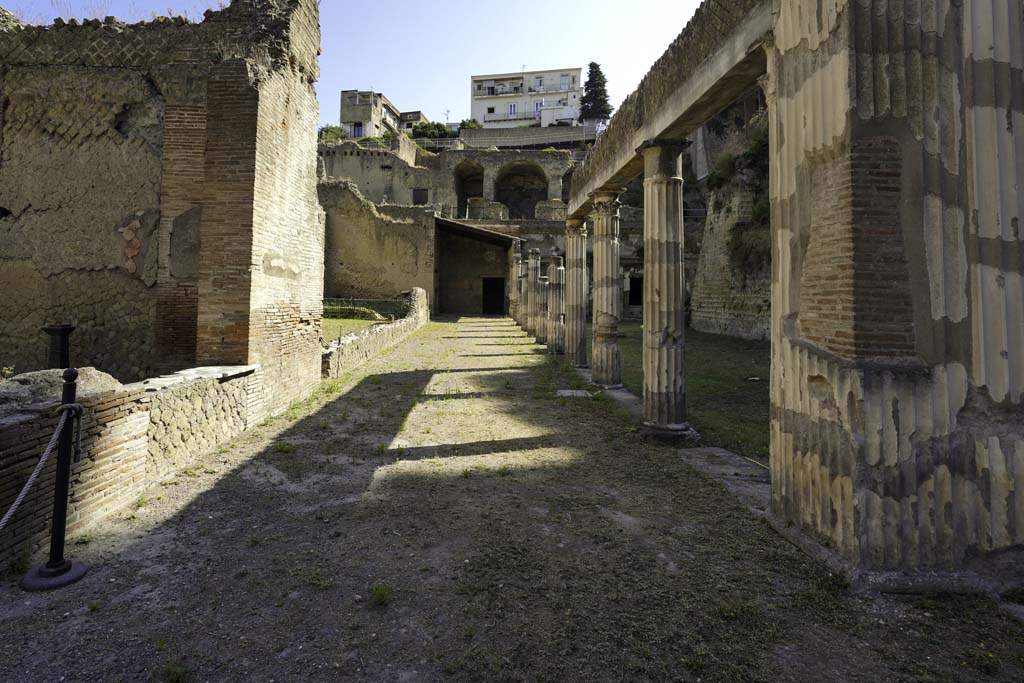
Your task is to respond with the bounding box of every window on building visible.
[353,122,363,137]
[535,101,543,112]
[413,189,428,205]
[487,107,495,114]
[561,74,569,90]
[508,103,517,116]
[535,76,543,89]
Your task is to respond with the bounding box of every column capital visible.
[528,248,541,258]
[589,189,622,217]
[566,217,588,237]
[637,140,689,179]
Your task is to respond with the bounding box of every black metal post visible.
[21,368,89,592]
[42,324,75,369]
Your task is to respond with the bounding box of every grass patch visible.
[323,318,381,341]
[592,323,770,461]
[370,581,394,606]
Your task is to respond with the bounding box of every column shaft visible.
[526,249,540,336]
[509,253,522,323]
[590,191,622,387]
[640,143,688,429]
[564,220,589,366]
[537,275,549,344]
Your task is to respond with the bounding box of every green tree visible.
[458,118,483,131]
[318,125,347,143]
[411,121,453,139]
[579,62,613,122]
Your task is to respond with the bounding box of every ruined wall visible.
[319,141,433,205]
[437,231,508,314]
[691,188,769,339]
[769,0,1024,572]
[319,181,436,307]
[322,288,430,379]
[0,365,258,569]
[1,1,324,390]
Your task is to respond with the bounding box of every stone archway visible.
[495,161,547,220]
[454,160,484,219]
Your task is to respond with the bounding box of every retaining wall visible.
[322,289,430,379]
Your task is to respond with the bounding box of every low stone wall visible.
[322,288,430,379]
[0,365,259,569]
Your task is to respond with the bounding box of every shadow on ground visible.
[1,318,1021,683]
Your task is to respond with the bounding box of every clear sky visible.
[7,0,701,127]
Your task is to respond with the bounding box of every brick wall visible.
[0,366,258,569]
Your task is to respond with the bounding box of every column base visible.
[641,422,700,445]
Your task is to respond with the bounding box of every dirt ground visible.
[1,318,1022,683]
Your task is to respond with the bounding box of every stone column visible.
[518,267,528,328]
[526,249,540,336]
[537,275,549,344]
[639,142,690,430]
[564,218,589,367]
[547,257,565,354]
[509,252,522,323]
[589,190,623,387]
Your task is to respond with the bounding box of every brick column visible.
[526,249,541,336]
[590,190,623,387]
[639,142,690,430]
[547,256,565,354]
[564,218,589,367]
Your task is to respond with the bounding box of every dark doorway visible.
[482,278,506,315]
[629,277,643,306]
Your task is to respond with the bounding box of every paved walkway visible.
[1,318,1022,682]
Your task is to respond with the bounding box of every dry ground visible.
[1,318,1022,683]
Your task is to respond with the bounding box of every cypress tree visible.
[579,62,613,122]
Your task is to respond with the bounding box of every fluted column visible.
[517,268,528,328]
[547,257,565,354]
[590,190,623,387]
[537,275,549,344]
[526,249,540,336]
[639,142,689,430]
[564,219,589,366]
[509,252,522,323]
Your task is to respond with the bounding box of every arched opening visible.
[495,162,547,219]
[454,160,484,219]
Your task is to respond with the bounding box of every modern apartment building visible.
[399,110,429,131]
[339,90,401,138]
[470,68,583,129]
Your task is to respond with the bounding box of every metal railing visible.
[484,111,539,122]
[324,297,408,320]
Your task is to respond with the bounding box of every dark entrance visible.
[482,278,506,315]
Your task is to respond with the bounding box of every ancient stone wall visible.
[319,181,436,307]
[1,0,324,402]
[319,141,433,205]
[0,364,258,568]
[437,231,509,315]
[322,288,430,379]
[769,0,1024,572]
[147,368,257,477]
[690,188,769,339]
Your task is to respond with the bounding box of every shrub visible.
[370,581,394,606]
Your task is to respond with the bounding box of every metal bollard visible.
[42,324,75,369]
[21,368,89,592]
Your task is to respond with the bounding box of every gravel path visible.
[1,317,1022,682]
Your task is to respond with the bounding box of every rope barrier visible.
[0,403,83,534]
